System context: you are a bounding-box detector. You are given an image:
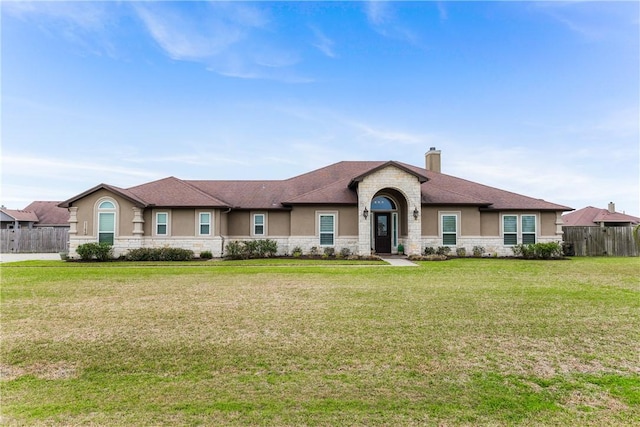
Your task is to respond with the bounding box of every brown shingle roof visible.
[61,160,572,212]
[1,208,39,222]
[23,201,69,226]
[563,206,640,226]
[127,176,229,207]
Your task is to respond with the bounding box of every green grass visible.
[1,257,639,425]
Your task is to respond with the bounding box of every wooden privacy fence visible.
[0,228,69,254]
[562,226,639,257]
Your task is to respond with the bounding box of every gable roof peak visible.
[348,160,429,188]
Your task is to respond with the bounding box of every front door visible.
[375,213,392,253]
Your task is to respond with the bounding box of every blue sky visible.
[2,1,639,216]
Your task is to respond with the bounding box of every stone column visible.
[132,207,144,236]
[555,212,564,237]
[68,207,78,235]
[406,205,422,256]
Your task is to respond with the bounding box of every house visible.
[23,201,70,228]
[0,208,39,230]
[59,148,572,258]
[563,203,640,228]
[0,202,69,230]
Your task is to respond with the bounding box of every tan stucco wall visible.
[540,211,557,236]
[480,211,500,236]
[71,189,136,237]
[290,206,315,236]
[460,207,480,236]
[268,211,291,236]
[421,207,439,236]
[172,209,194,236]
[290,206,358,237]
[228,211,250,236]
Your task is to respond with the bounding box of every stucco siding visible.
[228,211,250,236]
[421,207,439,236]
[540,211,557,236]
[480,211,500,236]
[268,211,291,236]
[460,207,481,236]
[71,189,137,238]
[172,209,194,236]
[290,206,316,236]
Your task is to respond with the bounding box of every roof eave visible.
[58,184,147,208]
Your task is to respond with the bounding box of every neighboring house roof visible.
[0,208,39,222]
[23,201,69,226]
[563,206,640,226]
[60,161,573,212]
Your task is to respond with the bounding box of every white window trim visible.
[252,212,266,237]
[502,214,518,246]
[154,210,170,237]
[521,214,537,244]
[439,211,460,246]
[197,211,212,236]
[95,197,118,244]
[502,213,539,245]
[317,211,337,247]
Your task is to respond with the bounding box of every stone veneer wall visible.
[421,236,563,257]
[356,165,423,256]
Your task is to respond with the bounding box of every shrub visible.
[436,246,451,256]
[512,242,563,260]
[339,247,351,258]
[76,242,113,261]
[258,239,278,258]
[424,247,435,255]
[456,247,467,257]
[225,241,247,260]
[397,244,405,254]
[309,246,319,256]
[125,247,194,261]
[125,247,155,261]
[291,246,303,257]
[244,240,260,257]
[472,246,486,257]
[322,247,335,258]
[224,240,278,259]
[199,251,213,260]
[534,242,563,259]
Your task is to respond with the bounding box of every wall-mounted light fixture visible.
[363,207,369,219]
[413,207,419,220]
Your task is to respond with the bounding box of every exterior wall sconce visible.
[413,207,419,220]
[363,207,369,219]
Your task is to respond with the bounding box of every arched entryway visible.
[370,190,407,254]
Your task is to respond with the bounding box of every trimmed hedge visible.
[512,242,563,259]
[224,239,278,260]
[125,247,194,261]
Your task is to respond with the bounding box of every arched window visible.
[97,199,116,245]
[371,196,396,211]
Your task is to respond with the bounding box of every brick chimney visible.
[425,147,441,173]
[608,202,615,213]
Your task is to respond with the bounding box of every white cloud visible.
[363,1,420,45]
[133,2,309,82]
[310,25,337,58]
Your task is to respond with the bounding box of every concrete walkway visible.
[0,253,62,263]
[379,256,418,267]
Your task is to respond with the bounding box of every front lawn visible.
[1,257,638,425]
